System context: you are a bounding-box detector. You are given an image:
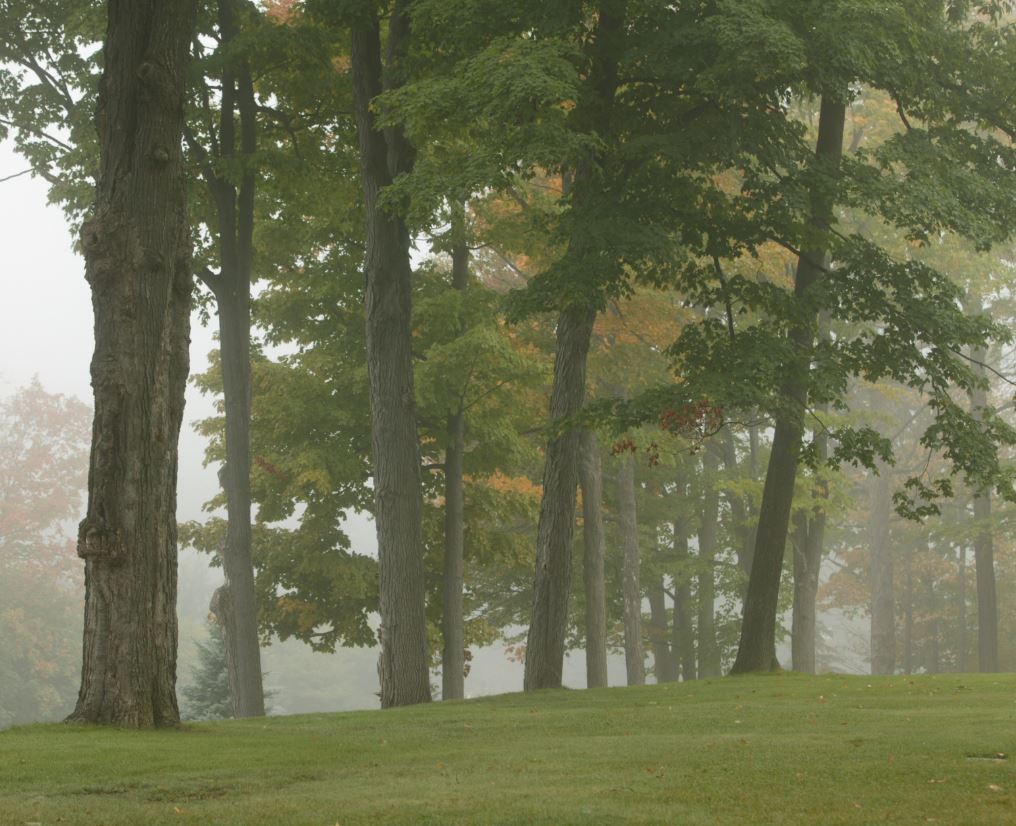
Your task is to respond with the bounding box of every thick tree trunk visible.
[697,450,721,678]
[672,518,696,681]
[579,429,608,688]
[201,0,264,719]
[617,452,645,685]
[524,304,596,690]
[869,470,895,676]
[350,4,430,707]
[730,96,845,674]
[69,0,197,727]
[441,218,469,701]
[648,576,676,683]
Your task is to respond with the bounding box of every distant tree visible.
[0,381,89,727]
[69,0,198,727]
[180,621,233,722]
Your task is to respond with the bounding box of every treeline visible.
[3,0,1016,726]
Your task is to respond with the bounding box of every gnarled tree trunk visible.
[350,2,431,707]
[69,0,197,727]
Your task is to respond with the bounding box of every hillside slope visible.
[2,674,1015,824]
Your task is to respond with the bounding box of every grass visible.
[2,673,1016,825]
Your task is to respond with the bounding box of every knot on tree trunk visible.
[76,517,125,564]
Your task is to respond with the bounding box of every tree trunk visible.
[648,576,676,683]
[697,450,721,678]
[524,1,622,692]
[718,427,753,580]
[350,3,430,707]
[969,342,999,673]
[441,212,469,701]
[672,518,696,681]
[617,452,645,685]
[957,537,968,672]
[869,470,895,676]
[69,0,197,727]
[730,96,845,674]
[199,0,265,719]
[903,543,914,675]
[791,404,829,675]
[524,304,596,690]
[926,577,940,674]
[579,429,608,688]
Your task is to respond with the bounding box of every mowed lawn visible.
[2,673,1015,825]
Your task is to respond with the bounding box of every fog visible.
[0,140,632,727]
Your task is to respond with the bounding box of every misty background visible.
[0,139,659,726]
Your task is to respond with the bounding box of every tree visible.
[0,382,90,727]
[180,621,233,721]
[69,0,198,727]
[186,0,266,719]
[347,0,430,707]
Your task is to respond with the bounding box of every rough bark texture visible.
[869,470,895,676]
[441,216,469,701]
[524,304,596,690]
[617,453,645,685]
[696,449,721,678]
[193,0,265,718]
[69,0,197,727]
[579,429,608,689]
[730,96,845,674]
[672,518,696,681]
[350,3,431,707]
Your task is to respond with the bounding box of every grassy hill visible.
[2,673,1015,824]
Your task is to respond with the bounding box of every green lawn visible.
[2,673,1015,825]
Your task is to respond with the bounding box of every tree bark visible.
[617,452,645,685]
[441,209,469,701]
[350,2,431,707]
[198,0,265,719]
[579,429,608,688]
[957,536,968,671]
[869,470,895,676]
[524,304,596,690]
[697,450,721,678]
[69,0,197,727]
[926,577,940,674]
[730,95,845,674]
[672,517,696,681]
